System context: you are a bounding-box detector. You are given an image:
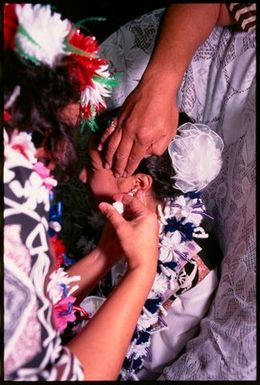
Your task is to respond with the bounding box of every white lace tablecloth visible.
[100,8,256,380]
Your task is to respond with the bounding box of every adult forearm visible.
[67,267,156,380]
[67,247,120,303]
[142,3,232,90]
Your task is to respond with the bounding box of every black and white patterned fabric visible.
[4,129,84,381]
[100,9,256,380]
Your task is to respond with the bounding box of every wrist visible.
[140,67,180,96]
[127,262,157,283]
[94,245,121,269]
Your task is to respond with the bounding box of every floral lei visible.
[119,192,212,380]
[47,192,90,332]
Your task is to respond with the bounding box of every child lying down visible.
[79,111,224,380]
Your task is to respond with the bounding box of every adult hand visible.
[98,80,179,177]
[98,193,159,274]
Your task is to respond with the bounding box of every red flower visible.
[4,110,12,122]
[50,234,66,269]
[4,3,18,50]
[81,101,105,119]
[68,29,99,55]
[66,29,107,91]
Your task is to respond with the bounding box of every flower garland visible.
[32,142,89,332]
[47,190,91,332]
[4,3,118,132]
[118,192,210,380]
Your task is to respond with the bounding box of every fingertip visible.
[97,144,103,151]
[98,202,109,212]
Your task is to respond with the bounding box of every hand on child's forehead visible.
[88,134,105,169]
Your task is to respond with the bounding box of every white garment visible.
[100,11,256,380]
[137,269,218,380]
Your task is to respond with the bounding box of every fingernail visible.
[114,172,120,178]
[98,202,107,211]
[97,144,102,151]
[123,171,127,178]
[104,162,110,169]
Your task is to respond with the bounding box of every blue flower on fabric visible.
[165,217,194,241]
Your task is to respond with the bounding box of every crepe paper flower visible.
[63,254,77,267]
[119,193,212,379]
[49,234,66,269]
[4,110,12,122]
[168,122,224,193]
[4,3,118,136]
[165,217,195,241]
[47,268,80,304]
[48,202,63,237]
[53,295,77,331]
[15,4,71,67]
[33,161,57,191]
[167,194,205,227]
[67,28,98,52]
[4,129,36,165]
[4,3,18,50]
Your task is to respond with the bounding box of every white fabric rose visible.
[168,123,224,193]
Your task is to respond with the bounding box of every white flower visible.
[168,195,204,226]
[136,312,159,330]
[15,4,71,67]
[47,267,80,304]
[159,232,182,262]
[151,273,169,294]
[4,129,36,167]
[168,123,224,193]
[81,65,113,108]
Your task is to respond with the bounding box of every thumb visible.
[99,202,125,230]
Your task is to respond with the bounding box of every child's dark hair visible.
[4,50,83,180]
[95,108,192,200]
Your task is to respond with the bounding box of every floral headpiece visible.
[4,3,117,131]
[168,122,224,193]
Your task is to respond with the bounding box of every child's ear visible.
[134,173,153,192]
[79,168,88,183]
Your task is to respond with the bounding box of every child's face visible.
[85,138,134,205]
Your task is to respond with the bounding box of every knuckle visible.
[107,139,118,154]
[151,147,164,156]
[114,151,127,163]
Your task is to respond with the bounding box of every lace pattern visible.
[100,9,256,380]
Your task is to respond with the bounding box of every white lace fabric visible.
[100,9,256,380]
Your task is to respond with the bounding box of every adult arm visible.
[67,194,159,380]
[66,220,123,303]
[98,3,233,177]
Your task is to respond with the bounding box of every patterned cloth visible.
[4,129,84,381]
[100,8,256,380]
[227,3,256,32]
